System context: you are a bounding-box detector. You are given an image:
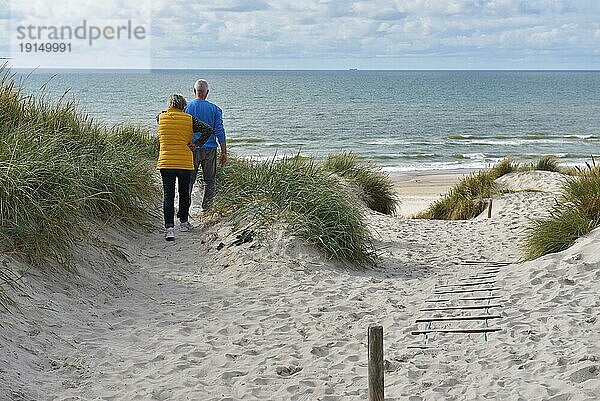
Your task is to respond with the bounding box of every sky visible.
[1,0,599,69]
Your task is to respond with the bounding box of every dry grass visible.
[524,161,600,259]
[0,66,159,263]
[212,154,377,266]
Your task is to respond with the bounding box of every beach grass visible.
[524,162,600,259]
[519,155,562,173]
[111,124,160,160]
[322,152,398,215]
[0,66,160,266]
[414,156,578,221]
[414,158,516,220]
[490,157,518,177]
[412,151,599,257]
[212,154,377,266]
[531,155,562,172]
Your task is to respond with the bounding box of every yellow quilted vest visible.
[157,108,194,170]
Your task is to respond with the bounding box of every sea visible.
[13,69,600,174]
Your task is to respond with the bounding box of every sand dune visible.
[1,171,598,400]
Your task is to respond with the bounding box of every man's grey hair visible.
[168,93,187,110]
[194,79,209,96]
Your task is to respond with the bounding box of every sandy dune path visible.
[1,171,598,400]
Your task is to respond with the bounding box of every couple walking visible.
[156,79,228,241]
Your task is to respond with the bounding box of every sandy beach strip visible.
[390,171,469,217]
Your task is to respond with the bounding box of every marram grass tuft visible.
[415,156,568,221]
[524,162,600,259]
[212,154,377,266]
[0,65,160,264]
[322,152,398,215]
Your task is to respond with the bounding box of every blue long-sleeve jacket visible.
[184,99,226,150]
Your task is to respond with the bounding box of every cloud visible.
[7,0,152,68]
[5,0,599,68]
[210,0,271,12]
[146,0,600,68]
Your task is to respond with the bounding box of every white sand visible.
[1,171,599,400]
[391,172,467,217]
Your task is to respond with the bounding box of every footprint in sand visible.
[568,364,599,383]
[276,365,303,377]
[221,370,248,380]
[310,345,329,357]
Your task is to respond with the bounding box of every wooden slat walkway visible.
[425,295,502,303]
[433,287,500,295]
[411,327,503,335]
[415,315,502,323]
[420,304,502,312]
[408,260,513,349]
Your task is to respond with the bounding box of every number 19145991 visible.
[19,43,72,52]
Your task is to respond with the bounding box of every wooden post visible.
[368,325,384,401]
[487,198,493,218]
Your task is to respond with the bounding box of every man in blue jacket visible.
[184,79,228,211]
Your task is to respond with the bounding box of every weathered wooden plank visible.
[454,296,503,302]
[461,260,512,265]
[420,304,502,311]
[411,327,502,335]
[437,281,495,288]
[461,274,497,280]
[416,314,502,323]
[433,287,500,295]
[425,295,503,303]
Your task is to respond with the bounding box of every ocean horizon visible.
[14,69,600,174]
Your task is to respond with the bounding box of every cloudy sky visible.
[2,0,599,69]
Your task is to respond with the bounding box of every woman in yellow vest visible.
[157,94,213,241]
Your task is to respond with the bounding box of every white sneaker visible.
[180,221,193,232]
[165,227,175,241]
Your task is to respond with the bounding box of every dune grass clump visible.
[415,171,496,220]
[532,155,561,172]
[519,155,562,173]
[571,157,600,177]
[212,155,376,266]
[0,66,159,263]
[489,157,518,177]
[415,158,515,220]
[111,124,159,160]
[322,152,398,215]
[524,163,600,259]
[414,156,576,221]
